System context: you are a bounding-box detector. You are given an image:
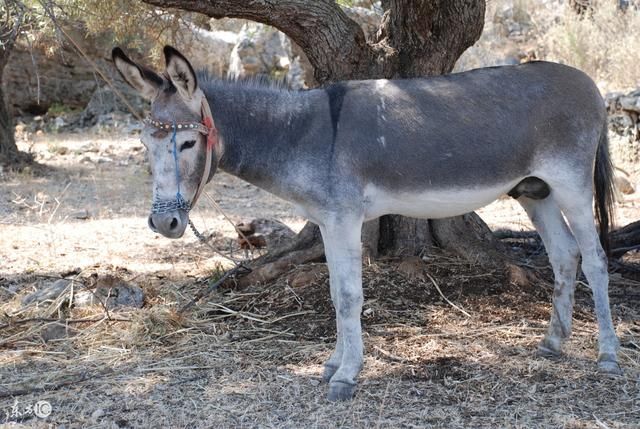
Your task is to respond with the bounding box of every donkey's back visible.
[326,61,605,196]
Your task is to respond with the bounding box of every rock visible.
[22,275,143,310]
[22,279,71,306]
[609,113,635,132]
[605,91,626,112]
[53,117,66,130]
[71,209,91,220]
[620,96,640,113]
[209,18,247,33]
[227,23,293,82]
[40,322,77,342]
[614,170,635,194]
[4,24,118,116]
[178,25,238,76]
[606,89,640,115]
[75,275,144,309]
[95,156,113,164]
[609,132,640,178]
[81,85,148,126]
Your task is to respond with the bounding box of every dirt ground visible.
[1,129,639,428]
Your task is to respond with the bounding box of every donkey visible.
[113,46,619,401]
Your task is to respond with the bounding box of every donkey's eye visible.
[180,140,196,152]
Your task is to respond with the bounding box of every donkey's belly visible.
[362,181,521,221]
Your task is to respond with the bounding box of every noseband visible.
[148,95,218,215]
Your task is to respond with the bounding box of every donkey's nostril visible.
[170,217,179,230]
[148,215,157,230]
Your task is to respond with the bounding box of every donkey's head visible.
[112,46,219,238]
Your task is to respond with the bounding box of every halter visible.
[148,94,219,215]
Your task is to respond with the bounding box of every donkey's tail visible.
[594,119,616,256]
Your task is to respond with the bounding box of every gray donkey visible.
[113,46,619,401]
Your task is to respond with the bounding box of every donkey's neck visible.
[203,81,317,195]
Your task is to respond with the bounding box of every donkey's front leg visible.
[320,216,364,401]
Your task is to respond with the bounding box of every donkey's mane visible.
[196,69,297,95]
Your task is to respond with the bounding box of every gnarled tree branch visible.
[140,0,372,83]
[141,0,486,82]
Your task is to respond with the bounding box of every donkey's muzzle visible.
[148,210,188,239]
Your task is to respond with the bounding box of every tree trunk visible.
[142,0,507,271]
[0,1,29,166]
[0,74,18,162]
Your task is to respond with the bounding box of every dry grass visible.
[457,0,640,92]
[542,0,640,91]
[1,254,639,428]
[1,132,639,427]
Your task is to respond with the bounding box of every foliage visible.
[4,0,202,64]
[456,0,639,92]
[542,0,640,90]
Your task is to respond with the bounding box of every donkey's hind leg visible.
[551,188,620,374]
[518,196,580,356]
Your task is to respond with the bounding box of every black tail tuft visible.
[594,120,616,256]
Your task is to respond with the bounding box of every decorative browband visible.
[144,117,209,135]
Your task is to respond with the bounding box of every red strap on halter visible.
[203,116,218,150]
[190,96,218,208]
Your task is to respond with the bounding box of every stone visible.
[209,18,247,33]
[4,24,117,116]
[620,96,640,113]
[609,132,640,177]
[71,209,90,220]
[614,171,635,194]
[40,322,77,342]
[609,113,635,131]
[178,25,239,77]
[22,279,71,306]
[75,275,144,309]
[227,23,292,82]
[81,85,148,126]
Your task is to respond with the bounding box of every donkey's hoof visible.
[598,356,622,376]
[322,364,338,383]
[327,381,356,402]
[536,339,562,358]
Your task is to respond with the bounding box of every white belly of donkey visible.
[363,181,521,221]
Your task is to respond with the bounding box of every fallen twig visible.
[0,369,113,398]
[424,271,472,318]
[0,315,131,338]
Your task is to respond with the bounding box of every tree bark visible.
[0,1,29,166]
[0,75,17,162]
[610,220,640,259]
[142,0,485,83]
[142,0,502,271]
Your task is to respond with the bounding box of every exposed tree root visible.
[234,213,536,289]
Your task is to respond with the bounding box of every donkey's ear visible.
[112,47,163,100]
[164,46,198,100]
